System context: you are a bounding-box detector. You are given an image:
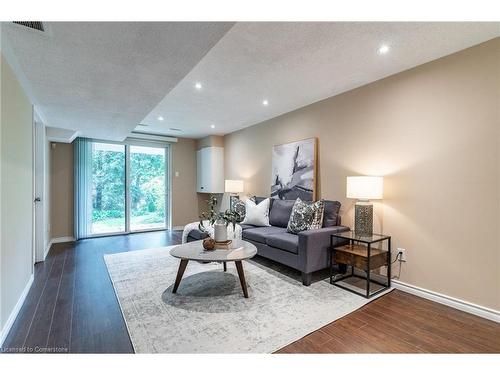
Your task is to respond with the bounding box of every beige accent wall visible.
[49,137,200,233]
[171,138,200,227]
[50,142,74,239]
[0,54,34,330]
[44,138,52,248]
[224,39,500,310]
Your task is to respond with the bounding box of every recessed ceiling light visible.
[157,116,164,121]
[210,124,215,129]
[262,99,269,106]
[195,82,202,90]
[378,44,390,55]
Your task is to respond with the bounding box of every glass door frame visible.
[87,138,171,238]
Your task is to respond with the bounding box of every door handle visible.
[34,197,41,202]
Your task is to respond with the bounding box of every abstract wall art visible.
[271,137,317,201]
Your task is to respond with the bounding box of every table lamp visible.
[225,179,244,211]
[346,176,383,236]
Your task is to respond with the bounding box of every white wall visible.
[0,53,34,339]
[0,49,3,333]
[44,138,51,256]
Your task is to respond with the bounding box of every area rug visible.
[104,246,389,353]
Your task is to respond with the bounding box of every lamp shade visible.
[225,179,244,193]
[346,176,383,200]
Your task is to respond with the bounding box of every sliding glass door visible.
[129,145,167,231]
[91,142,126,235]
[81,140,169,237]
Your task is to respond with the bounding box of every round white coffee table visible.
[170,239,257,298]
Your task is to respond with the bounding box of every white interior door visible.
[34,121,45,262]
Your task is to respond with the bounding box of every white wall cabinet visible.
[197,146,224,193]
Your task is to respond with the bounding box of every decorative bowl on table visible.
[202,238,216,251]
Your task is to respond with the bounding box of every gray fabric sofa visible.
[186,197,349,286]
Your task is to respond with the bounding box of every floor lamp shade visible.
[346,176,383,236]
[225,179,244,193]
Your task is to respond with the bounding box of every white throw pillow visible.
[241,198,271,227]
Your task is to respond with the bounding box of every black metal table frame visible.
[329,233,391,298]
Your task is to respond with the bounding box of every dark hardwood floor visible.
[2,231,499,353]
[278,290,500,353]
[2,231,182,353]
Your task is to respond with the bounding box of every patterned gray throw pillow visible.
[233,196,256,222]
[287,198,325,234]
[233,199,246,222]
[309,200,325,230]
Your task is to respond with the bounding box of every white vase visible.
[214,220,227,242]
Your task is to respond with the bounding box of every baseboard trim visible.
[51,236,75,244]
[41,237,75,261]
[43,239,53,260]
[172,226,185,231]
[0,274,34,346]
[392,280,500,323]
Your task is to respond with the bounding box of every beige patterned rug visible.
[104,246,389,353]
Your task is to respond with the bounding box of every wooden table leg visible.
[172,259,189,294]
[235,260,249,298]
[223,262,227,272]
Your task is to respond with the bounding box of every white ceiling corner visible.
[141,22,500,138]
[1,21,234,141]
[46,126,79,143]
[2,22,499,141]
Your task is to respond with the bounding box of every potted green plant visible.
[198,194,241,242]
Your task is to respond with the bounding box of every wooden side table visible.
[329,231,391,298]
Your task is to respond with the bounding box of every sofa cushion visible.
[265,232,299,254]
[269,199,295,228]
[188,229,209,240]
[322,200,341,227]
[287,198,325,234]
[233,196,256,222]
[254,197,342,227]
[233,198,246,222]
[242,226,287,243]
[240,224,256,231]
[254,196,268,205]
[241,198,271,226]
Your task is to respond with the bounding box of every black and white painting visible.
[271,138,316,201]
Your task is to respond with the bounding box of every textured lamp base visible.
[229,194,240,211]
[354,201,373,236]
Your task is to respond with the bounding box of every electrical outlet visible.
[397,248,407,262]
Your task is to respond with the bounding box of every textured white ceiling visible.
[2,22,499,140]
[141,22,499,138]
[1,22,234,140]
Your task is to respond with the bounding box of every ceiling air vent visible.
[13,21,45,32]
